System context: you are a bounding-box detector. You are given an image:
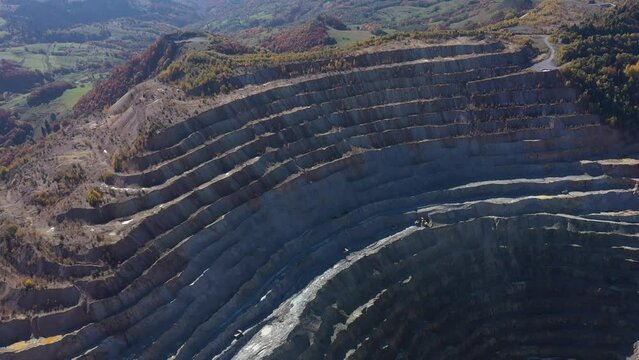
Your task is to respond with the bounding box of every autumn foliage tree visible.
[0,109,32,148]
[0,60,45,93]
[262,20,336,53]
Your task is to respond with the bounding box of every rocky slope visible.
[2,39,639,359]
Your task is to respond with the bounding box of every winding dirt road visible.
[531,35,558,72]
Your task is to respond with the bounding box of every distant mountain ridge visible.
[1,0,203,42]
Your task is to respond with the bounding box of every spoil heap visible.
[2,40,639,359]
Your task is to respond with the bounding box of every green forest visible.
[559,2,639,128]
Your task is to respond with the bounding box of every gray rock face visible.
[3,41,639,359]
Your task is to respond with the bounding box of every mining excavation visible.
[2,39,639,360]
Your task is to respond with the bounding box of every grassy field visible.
[0,46,49,72]
[55,82,93,109]
[0,42,113,73]
[3,94,28,108]
[371,2,475,30]
[375,5,442,23]
[250,12,273,21]
[0,80,91,115]
[328,27,374,47]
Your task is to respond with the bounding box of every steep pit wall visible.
[237,215,639,360]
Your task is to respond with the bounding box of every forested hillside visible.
[560,2,639,127]
[2,0,201,42]
[74,33,180,114]
[202,0,534,32]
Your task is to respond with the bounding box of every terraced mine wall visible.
[190,42,505,95]
[3,42,639,359]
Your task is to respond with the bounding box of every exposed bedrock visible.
[3,42,639,359]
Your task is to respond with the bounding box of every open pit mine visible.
[2,40,639,360]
